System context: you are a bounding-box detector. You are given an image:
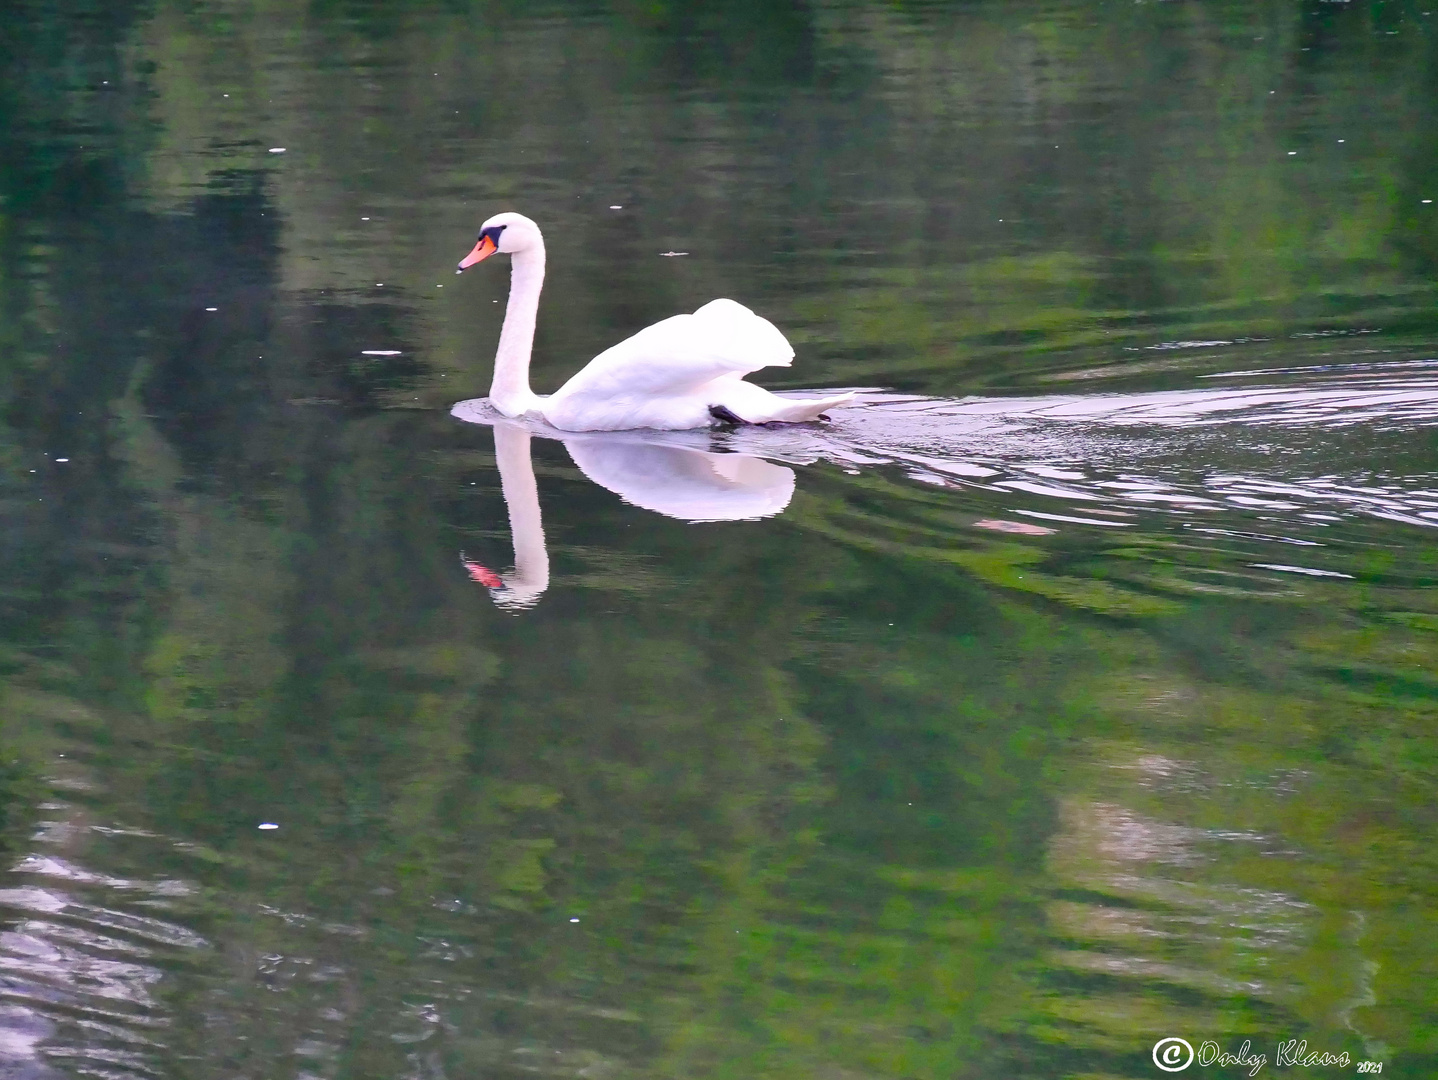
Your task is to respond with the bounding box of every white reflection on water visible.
[1049,798,1318,1003]
[0,821,206,1079]
[455,417,796,609]
[563,433,795,522]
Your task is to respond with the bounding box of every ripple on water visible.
[454,367,1438,543]
[0,821,208,1079]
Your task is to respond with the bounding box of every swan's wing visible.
[551,299,794,400]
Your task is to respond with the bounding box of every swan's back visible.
[551,298,794,401]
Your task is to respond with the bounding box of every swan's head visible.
[457,212,543,272]
[462,554,547,612]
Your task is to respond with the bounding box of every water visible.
[2,1,1437,1076]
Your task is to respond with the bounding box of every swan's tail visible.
[751,391,857,424]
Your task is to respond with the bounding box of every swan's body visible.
[456,212,854,432]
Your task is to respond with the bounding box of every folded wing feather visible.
[550,299,794,402]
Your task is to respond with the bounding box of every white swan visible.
[455,212,855,431]
[460,418,796,609]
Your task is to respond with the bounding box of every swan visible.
[455,212,855,431]
[461,418,795,609]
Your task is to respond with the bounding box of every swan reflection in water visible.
[456,415,794,610]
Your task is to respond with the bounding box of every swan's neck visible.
[490,245,546,417]
[494,424,549,607]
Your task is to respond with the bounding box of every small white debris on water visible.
[1424,200,1434,204]
[1250,563,1354,579]
[1287,151,1297,155]
[258,823,279,830]
[205,307,217,312]
[55,458,68,463]
[361,216,370,220]
[268,147,286,153]
[376,283,384,287]
[609,205,622,209]
[569,918,580,923]
[660,251,689,257]
[361,350,402,356]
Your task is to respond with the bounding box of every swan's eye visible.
[480,224,507,245]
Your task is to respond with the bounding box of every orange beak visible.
[462,556,503,589]
[457,234,498,272]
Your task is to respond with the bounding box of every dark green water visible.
[2,1,1438,1077]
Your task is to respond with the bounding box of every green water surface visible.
[1,1,1437,1077]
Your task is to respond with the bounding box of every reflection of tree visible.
[786,467,1438,1074]
[123,0,1438,403]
